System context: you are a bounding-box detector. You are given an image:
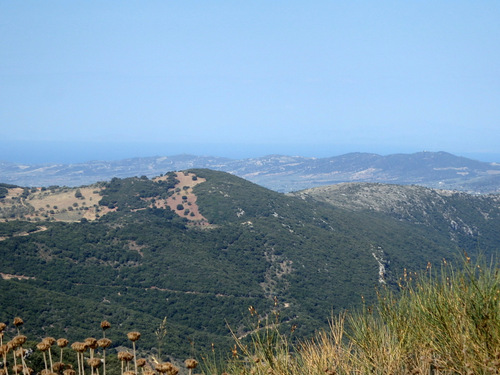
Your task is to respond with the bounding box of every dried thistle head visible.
[168,365,179,375]
[155,362,173,374]
[37,342,51,352]
[15,348,27,358]
[136,358,147,368]
[100,321,111,330]
[24,367,34,375]
[87,358,102,369]
[13,317,23,327]
[0,323,6,332]
[184,359,198,369]
[0,368,6,375]
[13,364,23,374]
[123,371,136,375]
[57,338,69,348]
[97,338,112,349]
[12,335,27,347]
[70,342,87,353]
[63,369,76,375]
[118,351,133,362]
[43,337,56,346]
[127,331,141,342]
[53,362,66,372]
[84,338,98,349]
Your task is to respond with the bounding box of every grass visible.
[204,256,499,375]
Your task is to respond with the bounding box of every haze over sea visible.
[1,140,500,165]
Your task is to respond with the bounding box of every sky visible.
[1,1,500,164]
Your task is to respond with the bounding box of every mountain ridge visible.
[2,151,500,193]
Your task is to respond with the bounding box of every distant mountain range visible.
[1,151,500,193]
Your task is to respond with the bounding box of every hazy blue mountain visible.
[1,151,499,193]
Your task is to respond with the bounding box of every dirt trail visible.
[0,225,48,242]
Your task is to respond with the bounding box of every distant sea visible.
[1,140,499,164]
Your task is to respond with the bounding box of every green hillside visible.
[0,170,495,361]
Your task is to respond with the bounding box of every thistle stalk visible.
[97,339,111,375]
[127,332,141,375]
[57,338,69,363]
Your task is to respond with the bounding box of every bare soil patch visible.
[160,172,210,225]
[1,172,209,225]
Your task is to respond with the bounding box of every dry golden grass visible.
[203,257,499,375]
[0,185,114,222]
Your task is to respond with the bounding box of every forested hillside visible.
[0,169,497,360]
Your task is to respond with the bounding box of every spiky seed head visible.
[123,371,135,375]
[63,369,76,375]
[127,331,141,342]
[137,358,147,368]
[43,337,56,346]
[100,321,111,330]
[184,359,198,369]
[87,358,102,369]
[13,317,23,327]
[118,351,133,362]
[57,338,69,348]
[143,371,155,375]
[53,362,66,372]
[0,368,6,375]
[0,345,6,356]
[15,348,27,358]
[13,335,27,347]
[37,342,51,352]
[25,368,34,375]
[117,351,127,361]
[84,338,98,349]
[10,335,28,349]
[155,362,173,373]
[13,364,23,374]
[0,323,6,332]
[168,365,179,375]
[70,342,87,353]
[97,338,112,349]
[155,363,165,373]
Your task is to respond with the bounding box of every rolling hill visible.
[0,169,498,361]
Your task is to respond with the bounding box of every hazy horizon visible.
[2,2,499,164]
[1,140,499,165]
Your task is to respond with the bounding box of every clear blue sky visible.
[1,1,499,163]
